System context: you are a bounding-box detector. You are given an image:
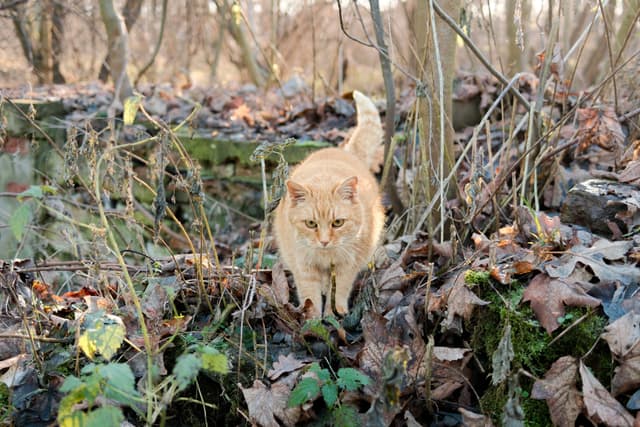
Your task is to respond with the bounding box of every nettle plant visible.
[288,362,370,427]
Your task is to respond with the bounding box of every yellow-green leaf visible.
[79,314,125,361]
[123,94,142,125]
[9,203,32,241]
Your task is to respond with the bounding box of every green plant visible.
[57,363,141,427]
[58,342,229,426]
[288,362,370,427]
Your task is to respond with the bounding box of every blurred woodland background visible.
[1,0,638,95]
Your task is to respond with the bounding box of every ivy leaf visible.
[173,353,202,392]
[9,203,31,241]
[336,368,370,391]
[288,377,321,407]
[321,382,338,407]
[333,404,361,427]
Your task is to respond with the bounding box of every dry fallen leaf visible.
[270,261,290,307]
[523,273,600,334]
[268,354,309,381]
[580,360,634,426]
[240,378,301,427]
[442,271,490,332]
[545,239,640,286]
[531,356,582,427]
[459,408,495,427]
[575,106,625,153]
[601,312,640,395]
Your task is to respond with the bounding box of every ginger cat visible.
[273,91,385,318]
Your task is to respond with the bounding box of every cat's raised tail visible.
[342,91,384,173]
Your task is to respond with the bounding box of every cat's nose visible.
[320,240,329,247]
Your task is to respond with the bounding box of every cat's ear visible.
[336,176,358,201]
[286,180,307,204]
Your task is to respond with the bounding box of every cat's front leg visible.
[325,267,359,317]
[293,269,324,318]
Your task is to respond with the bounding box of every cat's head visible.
[284,176,360,249]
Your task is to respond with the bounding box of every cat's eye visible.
[332,219,345,228]
[304,220,318,229]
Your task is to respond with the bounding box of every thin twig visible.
[0,334,73,343]
[134,0,168,85]
[369,0,404,215]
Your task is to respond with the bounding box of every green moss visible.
[471,280,609,425]
[0,382,11,426]
[464,270,491,286]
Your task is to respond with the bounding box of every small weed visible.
[288,362,370,427]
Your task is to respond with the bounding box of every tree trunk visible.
[213,0,267,87]
[98,0,143,82]
[413,0,460,236]
[10,0,65,84]
[99,0,134,102]
[506,0,529,75]
[51,0,66,83]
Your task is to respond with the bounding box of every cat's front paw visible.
[301,298,322,319]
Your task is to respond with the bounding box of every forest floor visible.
[1,69,640,426]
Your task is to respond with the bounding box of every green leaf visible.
[78,314,125,361]
[9,202,32,241]
[200,348,229,374]
[58,408,87,427]
[308,363,330,383]
[324,315,342,330]
[96,363,139,403]
[123,94,142,125]
[16,185,57,201]
[174,353,202,392]
[321,382,339,407]
[301,319,330,342]
[85,406,124,427]
[336,368,370,391]
[288,377,321,407]
[333,404,361,427]
[59,375,83,393]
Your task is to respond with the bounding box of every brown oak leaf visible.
[531,356,582,427]
[523,273,600,334]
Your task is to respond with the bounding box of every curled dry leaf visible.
[270,261,290,307]
[531,356,582,427]
[268,354,309,381]
[579,360,634,426]
[523,273,600,334]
